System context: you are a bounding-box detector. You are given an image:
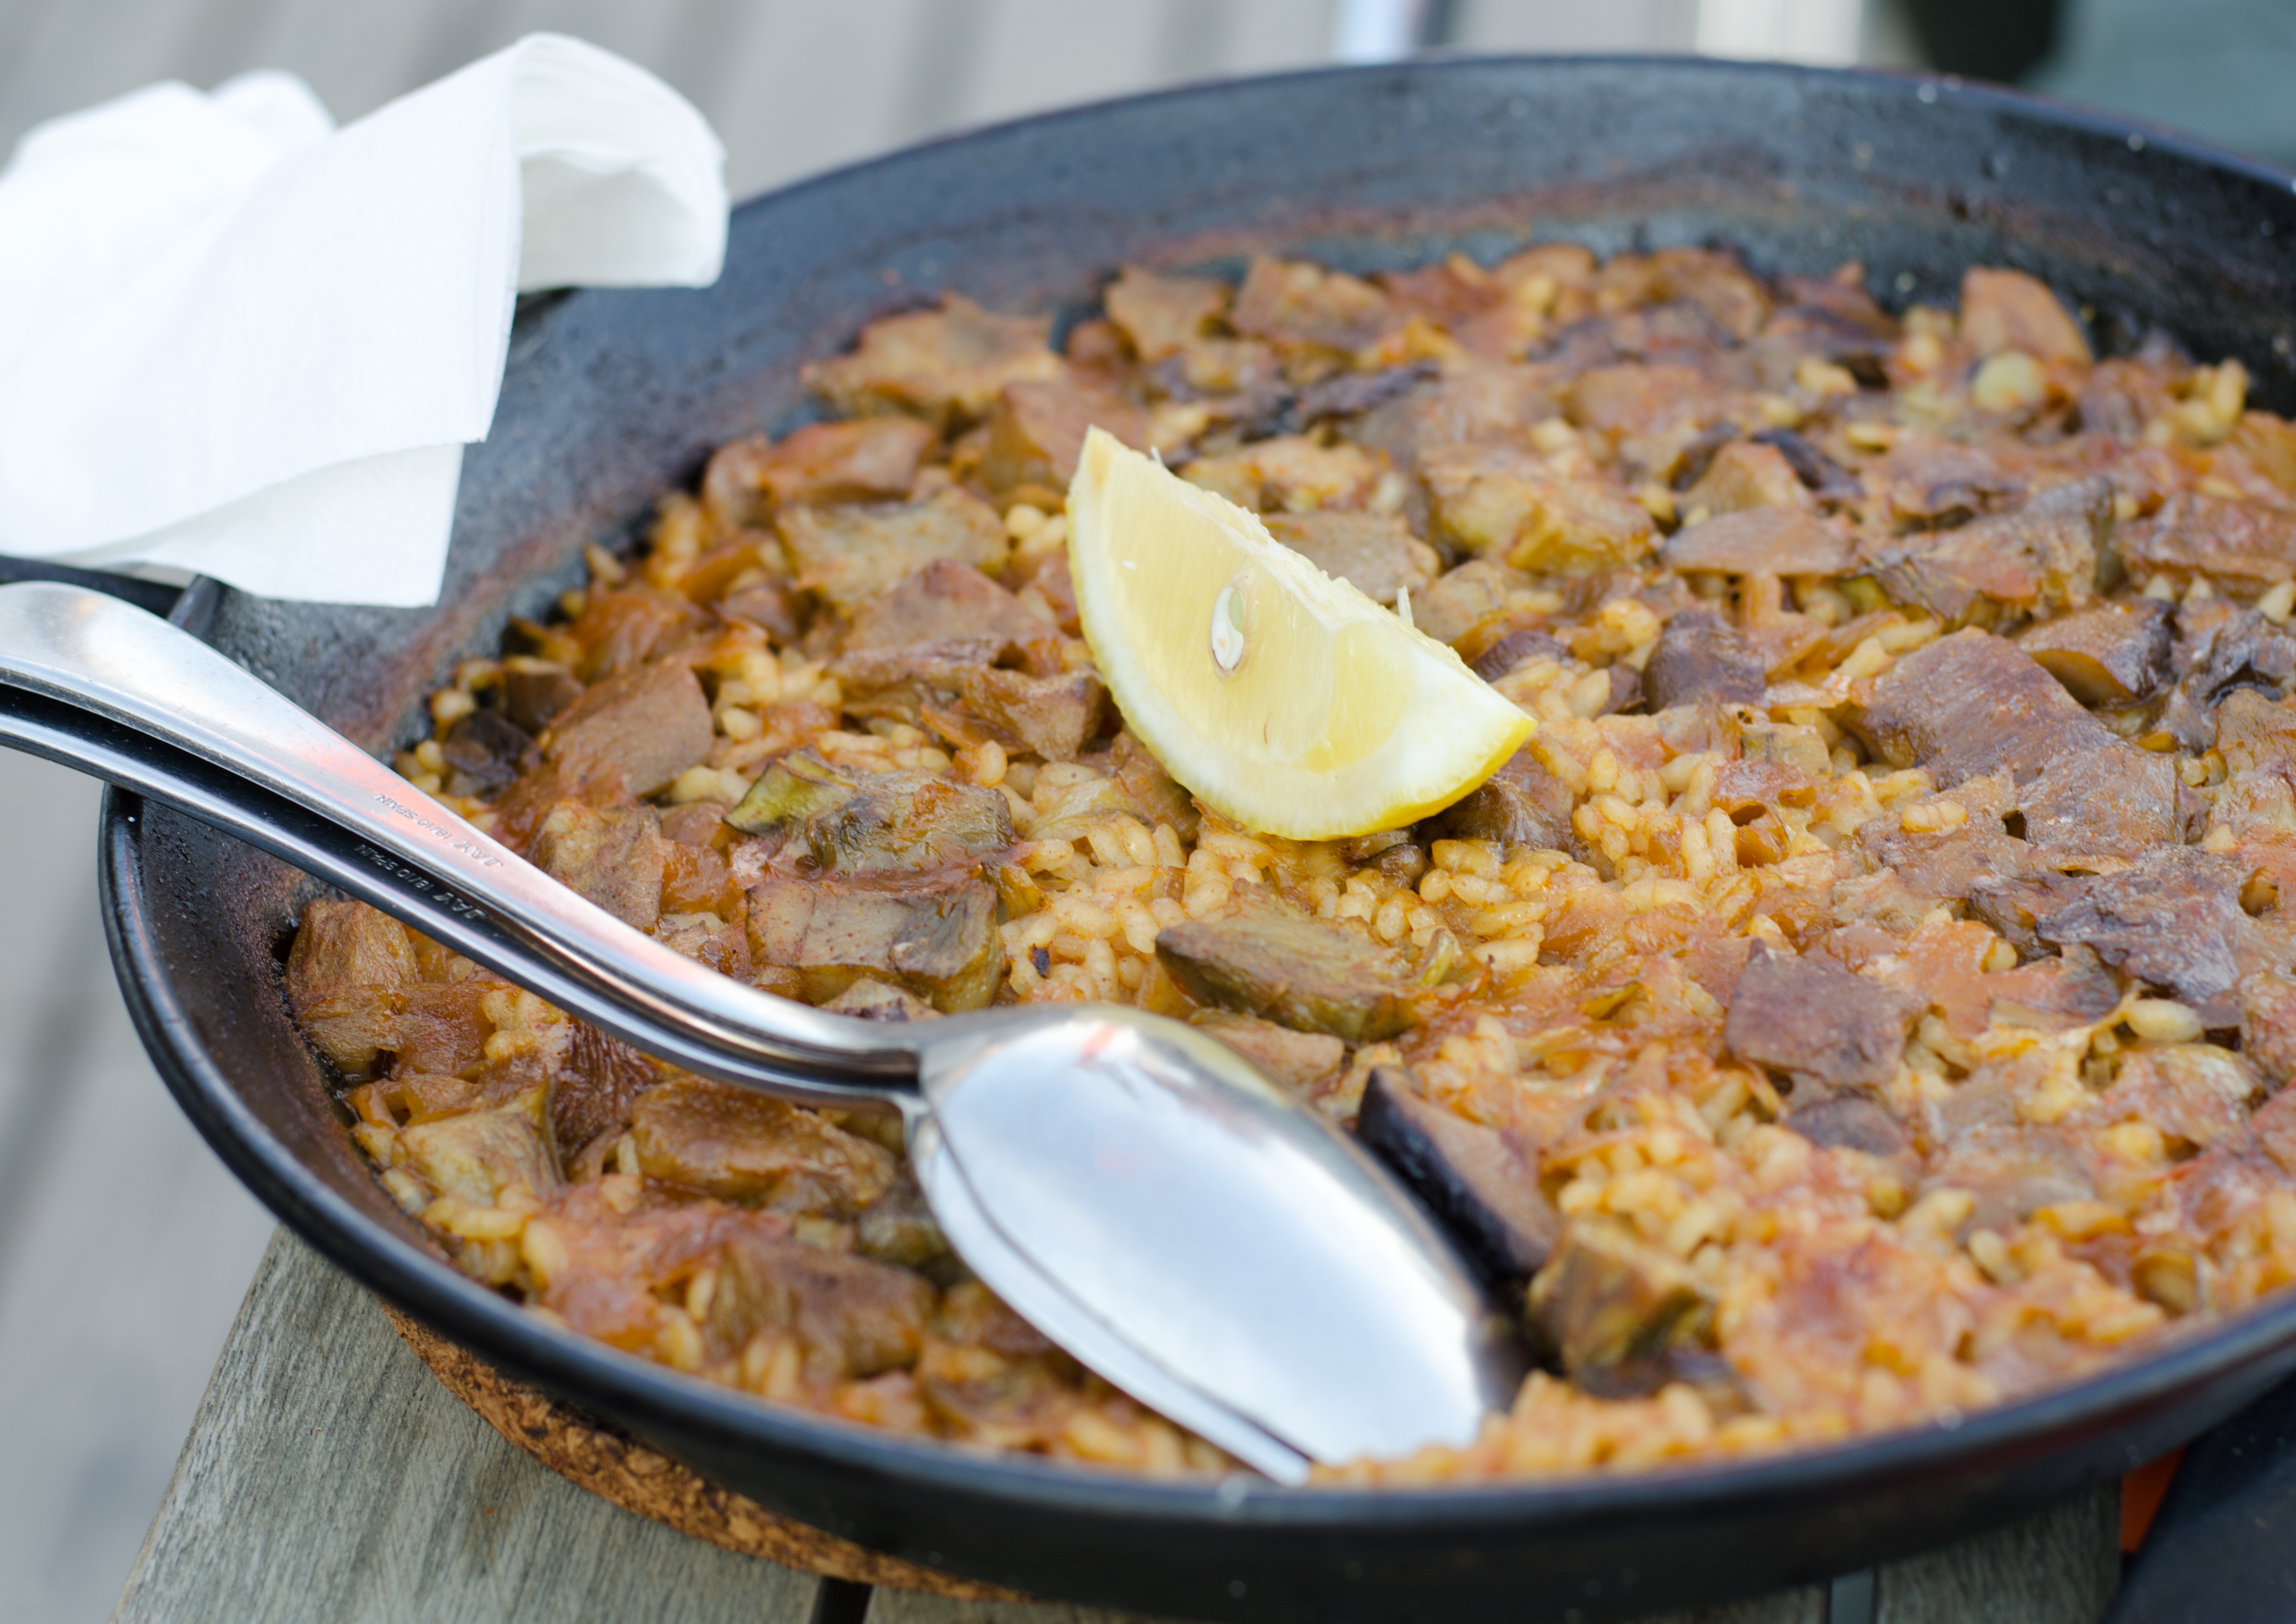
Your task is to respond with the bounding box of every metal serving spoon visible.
[0,579,1522,1483]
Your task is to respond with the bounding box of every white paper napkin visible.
[0,34,728,606]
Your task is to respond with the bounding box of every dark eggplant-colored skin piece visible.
[91,58,2296,1624]
[1357,1066,1558,1292]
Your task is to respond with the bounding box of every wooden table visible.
[112,1232,2124,1624]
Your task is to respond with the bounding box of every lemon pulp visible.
[1066,429,1533,840]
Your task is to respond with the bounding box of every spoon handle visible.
[0,581,915,1098]
[0,682,905,1105]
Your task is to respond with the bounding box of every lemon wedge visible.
[1066,428,1533,840]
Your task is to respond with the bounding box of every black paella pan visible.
[84,54,2296,1624]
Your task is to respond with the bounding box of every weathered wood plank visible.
[1875,1483,2120,1624]
[0,777,274,1624]
[110,1230,823,1624]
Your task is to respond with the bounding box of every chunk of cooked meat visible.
[1156,898,1415,1042]
[1864,477,2108,627]
[1637,247,1773,343]
[1921,1123,2094,1236]
[631,1075,896,1213]
[550,1025,662,1157]
[1347,361,1559,467]
[285,899,416,1077]
[1783,1095,1914,1163]
[560,588,704,684]
[748,874,1003,1012]
[1662,505,1855,578]
[2013,600,2173,706]
[1107,731,1200,841]
[543,659,714,798]
[2213,686,2296,779]
[777,488,1007,612]
[1641,608,1769,711]
[1421,441,1658,572]
[1103,265,1230,361]
[528,1184,788,1349]
[916,1284,1082,1447]
[832,649,1106,761]
[802,294,1062,426]
[2033,846,2256,1024]
[2238,970,2296,1089]
[704,1229,935,1379]
[2092,1045,2263,1150]
[1959,266,2093,364]
[2118,495,2296,590]
[1184,434,1385,514]
[398,1092,561,1205]
[438,708,537,799]
[655,911,752,979]
[498,658,584,735]
[1263,511,1439,606]
[842,559,1048,655]
[1723,941,1918,1096]
[2015,743,2187,855]
[701,418,934,526]
[530,803,670,931]
[1410,557,1542,647]
[1276,361,1443,436]
[717,576,802,641]
[1857,628,2114,785]
[1869,434,2022,524]
[976,378,1151,494]
[853,1172,951,1269]
[1469,627,1568,682]
[2160,611,2296,752]
[1230,255,1399,353]
[1680,440,1812,515]
[1190,1009,1345,1092]
[1567,361,1747,482]
[1528,1217,1716,1376]
[388,982,497,1079]
[1357,1065,1559,1287]
[1425,745,1578,852]
[659,800,733,850]
[820,978,941,1022]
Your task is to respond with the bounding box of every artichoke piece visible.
[1528,1217,1715,1377]
[726,750,857,839]
[806,772,1015,875]
[748,875,1004,1012]
[1156,897,1414,1042]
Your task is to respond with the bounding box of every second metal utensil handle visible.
[0,581,914,1086]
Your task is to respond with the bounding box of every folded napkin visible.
[0,35,727,606]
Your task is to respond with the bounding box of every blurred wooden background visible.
[0,3,1930,1620]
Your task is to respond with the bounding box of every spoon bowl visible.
[0,576,1520,1482]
